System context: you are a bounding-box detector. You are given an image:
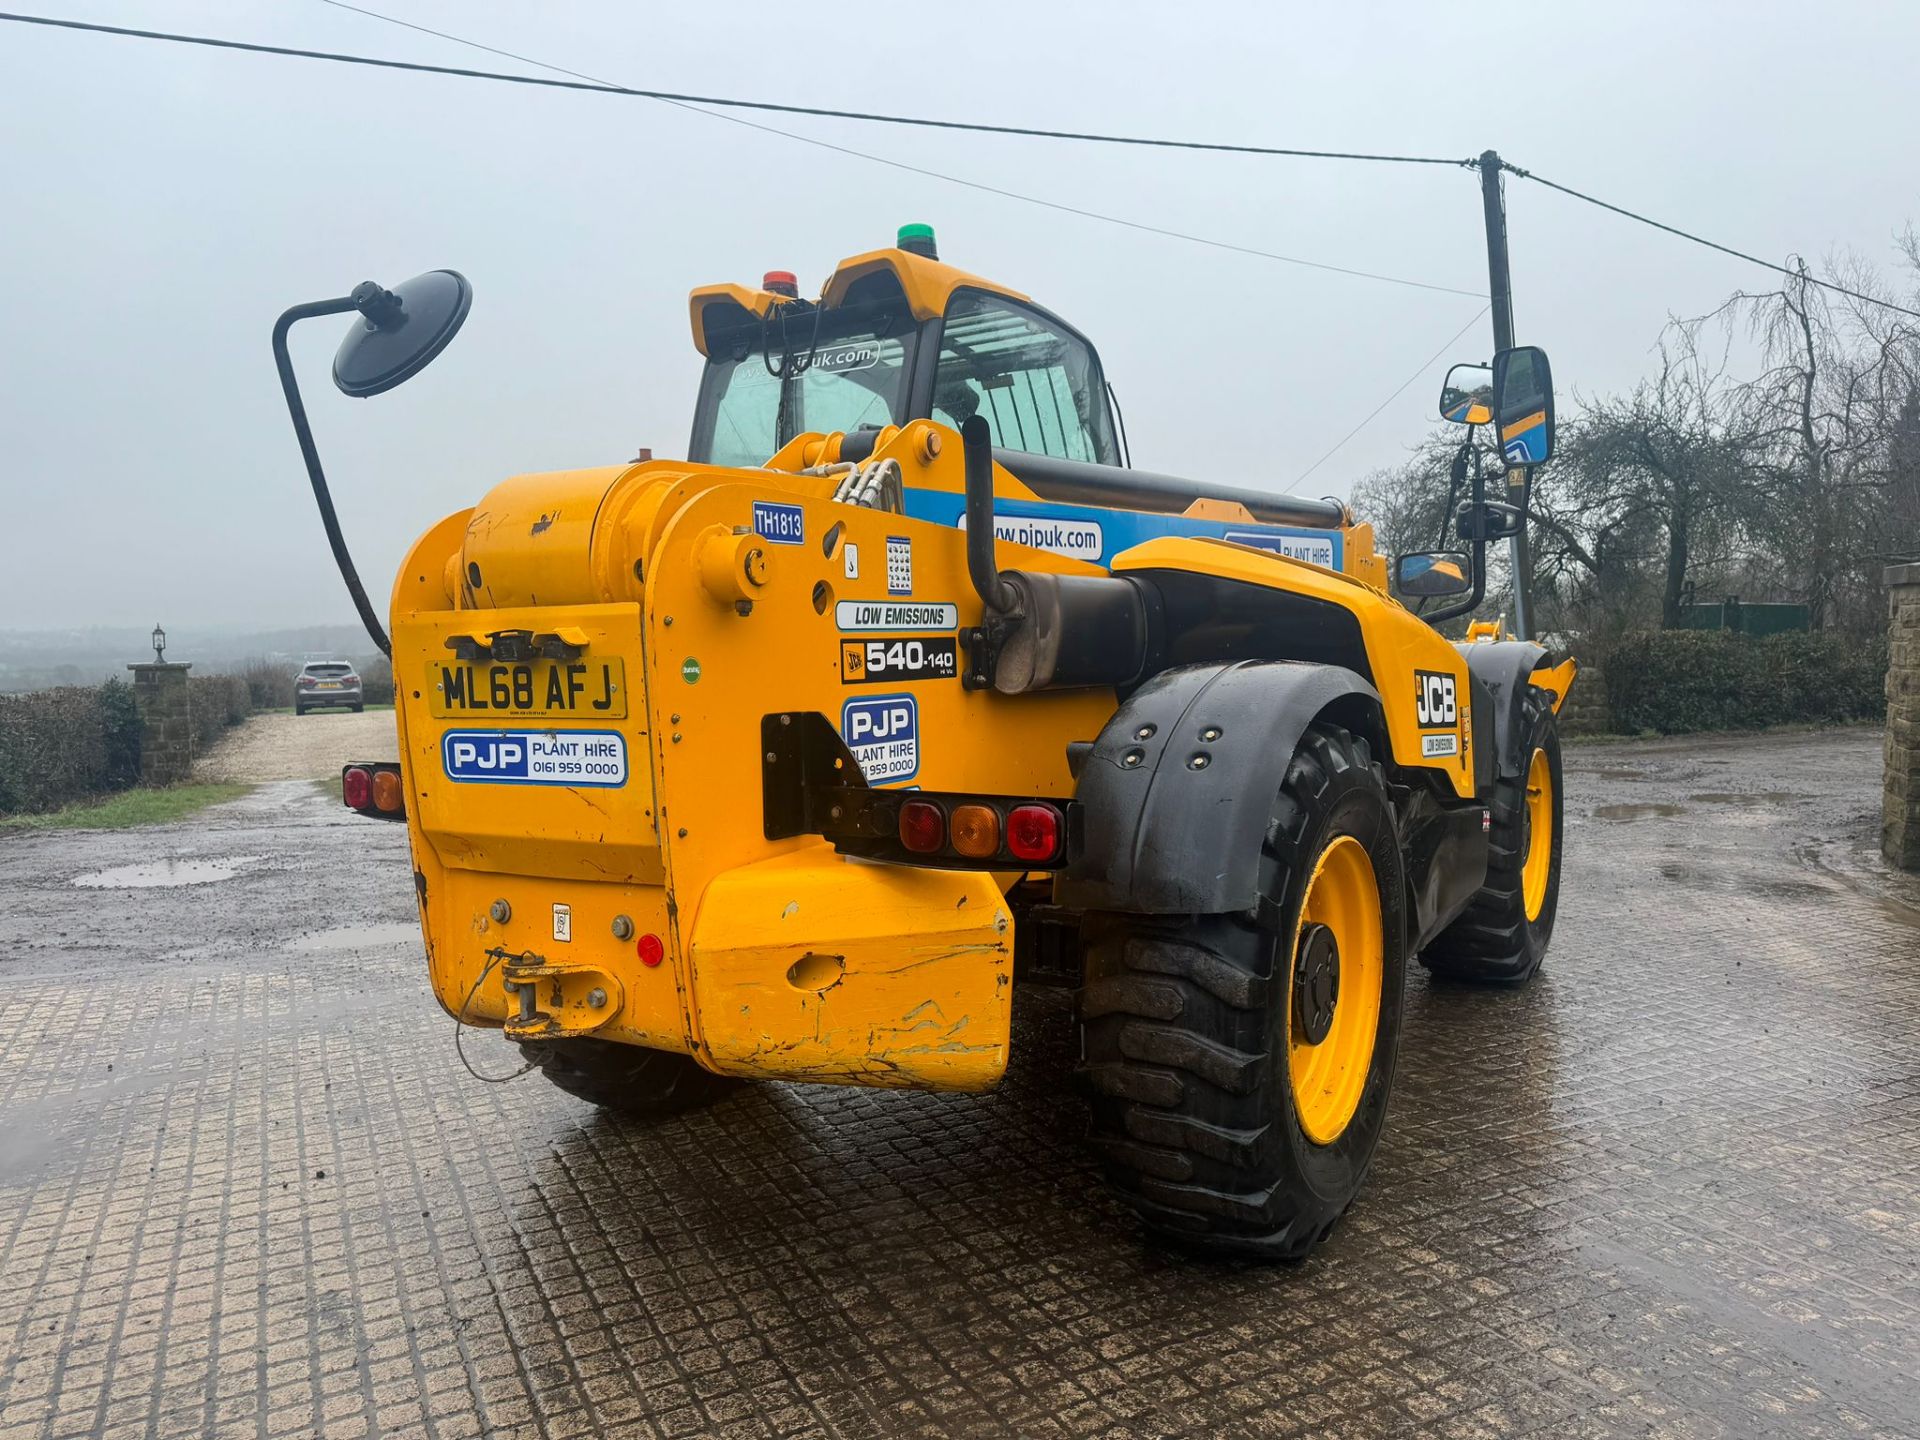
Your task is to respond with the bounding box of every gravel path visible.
[194,708,399,783]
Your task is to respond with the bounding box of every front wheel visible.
[1421,685,1563,984]
[1078,724,1409,1259]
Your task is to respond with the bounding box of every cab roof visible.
[688,246,1030,357]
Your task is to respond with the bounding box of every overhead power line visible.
[0,10,1471,166]
[0,9,1484,299]
[1503,162,1920,322]
[1288,305,1492,491]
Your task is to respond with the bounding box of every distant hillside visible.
[0,624,381,693]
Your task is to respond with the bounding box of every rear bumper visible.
[416,844,1015,1092]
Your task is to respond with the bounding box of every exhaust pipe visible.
[961,416,1019,615]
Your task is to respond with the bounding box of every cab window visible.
[931,290,1117,465]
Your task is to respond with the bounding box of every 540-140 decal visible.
[841,635,958,684]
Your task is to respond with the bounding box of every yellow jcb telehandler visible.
[273,225,1575,1257]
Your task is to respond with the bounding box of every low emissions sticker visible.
[442,729,628,787]
[835,600,957,632]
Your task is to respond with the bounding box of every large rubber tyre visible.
[1421,685,1563,984]
[1078,724,1410,1260]
[519,1037,739,1116]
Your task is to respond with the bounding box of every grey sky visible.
[3,0,1914,632]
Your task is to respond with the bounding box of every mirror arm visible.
[1423,437,1489,626]
[272,296,392,657]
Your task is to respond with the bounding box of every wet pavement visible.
[0,729,1916,1439]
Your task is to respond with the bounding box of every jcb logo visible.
[1414,671,1456,728]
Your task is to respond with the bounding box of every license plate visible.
[428,658,626,719]
[317,682,340,690]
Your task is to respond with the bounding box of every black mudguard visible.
[1458,640,1550,783]
[1057,660,1380,916]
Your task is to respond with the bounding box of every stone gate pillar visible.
[126,661,194,786]
[1886,563,1920,871]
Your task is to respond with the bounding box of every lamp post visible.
[151,623,167,663]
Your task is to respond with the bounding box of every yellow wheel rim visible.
[1288,835,1384,1146]
[1521,748,1553,922]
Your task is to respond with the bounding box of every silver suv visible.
[295,660,363,716]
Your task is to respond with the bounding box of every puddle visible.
[73,856,264,888]
[1690,792,1799,806]
[286,923,421,953]
[1594,803,1685,821]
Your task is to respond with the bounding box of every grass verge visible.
[0,782,253,832]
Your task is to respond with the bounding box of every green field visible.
[0,782,252,831]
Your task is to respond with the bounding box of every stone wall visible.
[127,662,194,786]
[1885,563,1920,871]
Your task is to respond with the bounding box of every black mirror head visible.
[332,269,472,398]
[1491,345,1554,465]
[1439,362,1493,426]
[1395,550,1475,598]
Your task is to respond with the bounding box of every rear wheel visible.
[1078,724,1409,1259]
[519,1037,739,1116]
[1421,685,1562,983]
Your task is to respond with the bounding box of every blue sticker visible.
[442,729,627,787]
[752,500,805,546]
[907,489,1343,569]
[840,693,919,784]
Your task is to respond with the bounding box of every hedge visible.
[188,674,251,753]
[1605,629,1888,734]
[0,680,143,816]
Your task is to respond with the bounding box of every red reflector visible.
[1006,804,1061,863]
[342,766,372,809]
[898,801,945,854]
[637,933,664,967]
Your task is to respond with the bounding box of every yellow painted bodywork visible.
[1110,538,1478,798]
[690,248,1027,356]
[1530,656,1579,714]
[388,248,1493,1093]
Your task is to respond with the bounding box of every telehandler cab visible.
[277,227,1575,1258]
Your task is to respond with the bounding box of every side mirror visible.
[332,270,473,398]
[1395,551,1474,598]
[1491,344,1554,466]
[1438,363,1492,426]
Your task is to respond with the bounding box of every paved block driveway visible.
[0,728,1915,1438]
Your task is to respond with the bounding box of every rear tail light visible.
[898,801,945,854]
[1006,804,1062,863]
[949,804,1000,859]
[371,770,404,813]
[342,762,404,820]
[344,673,360,685]
[299,676,316,688]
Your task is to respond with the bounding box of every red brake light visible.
[898,801,945,854]
[343,673,359,685]
[299,676,316,687]
[1006,804,1061,863]
[342,766,372,809]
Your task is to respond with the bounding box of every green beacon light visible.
[897,223,938,260]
